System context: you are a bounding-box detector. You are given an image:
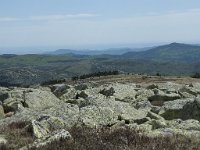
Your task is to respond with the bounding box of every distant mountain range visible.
[47,47,150,55]
[121,43,200,62]
[1,42,200,87]
[47,43,200,63]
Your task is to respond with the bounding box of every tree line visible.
[72,70,119,81]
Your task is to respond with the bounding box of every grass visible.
[0,122,200,150]
[0,121,33,150]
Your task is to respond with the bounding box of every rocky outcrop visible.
[51,84,70,97]
[1,88,62,114]
[31,115,66,138]
[0,105,4,119]
[79,106,117,127]
[0,135,7,145]
[76,91,88,99]
[179,86,200,97]
[0,80,200,148]
[159,98,200,120]
[20,129,72,150]
[74,84,88,91]
[0,91,9,103]
[99,87,115,97]
[148,89,181,106]
[60,88,77,101]
[24,89,61,109]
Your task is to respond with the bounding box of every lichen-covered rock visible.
[99,87,115,97]
[0,105,4,119]
[0,91,9,103]
[79,106,117,127]
[74,84,88,90]
[1,79,200,148]
[150,106,161,114]
[0,135,7,145]
[148,119,167,130]
[24,89,61,109]
[147,111,164,120]
[2,88,62,111]
[64,98,86,107]
[157,82,183,93]
[60,88,77,100]
[111,83,137,102]
[146,84,158,89]
[159,98,200,120]
[51,84,70,97]
[135,89,154,101]
[134,100,152,110]
[113,101,147,123]
[31,115,66,138]
[148,89,181,106]
[167,119,200,131]
[20,129,72,150]
[3,101,24,113]
[0,103,80,128]
[179,86,200,97]
[76,91,88,99]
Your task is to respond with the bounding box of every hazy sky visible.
[1,0,200,53]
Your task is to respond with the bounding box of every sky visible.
[1,0,200,53]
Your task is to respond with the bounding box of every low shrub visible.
[71,70,119,80]
[1,124,199,150]
[31,126,200,150]
[0,121,33,150]
[191,72,200,78]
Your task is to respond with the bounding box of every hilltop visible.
[121,43,200,62]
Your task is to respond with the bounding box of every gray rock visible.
[60,88,77,100]
[135,89,154,101]
[79,106,117,127]
[76,91,88,99]
[0,135,7,145]
[65,98,86,107]
[150,106,161,114]
[167,119,200,131]
[51,84,70,97]
[0,103,80,129]
[112,83,137,102]
[31,115,66,138]
[179,86,200,97]
[99,87,115,97]
[148,119,167,130]
[148,89,181,106]
[0,91,9,103]
[3,101,23,113]
[147,84,158,89]
[0,105,4,119]
[24,89,61,109]
[147,111,164,120]
[159,98,200,120]
[134,117,150,125]
[20,129,72,150]
[135,100,152,110]
[74,84,88,90]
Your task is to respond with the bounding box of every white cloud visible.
[0,17,22,22]
[1,9,200,47]
[0,13,97,22]
[29,13,97,21]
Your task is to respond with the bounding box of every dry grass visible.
[0,122,199,150]
[32,126,200,150]
[0,121,33,150]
